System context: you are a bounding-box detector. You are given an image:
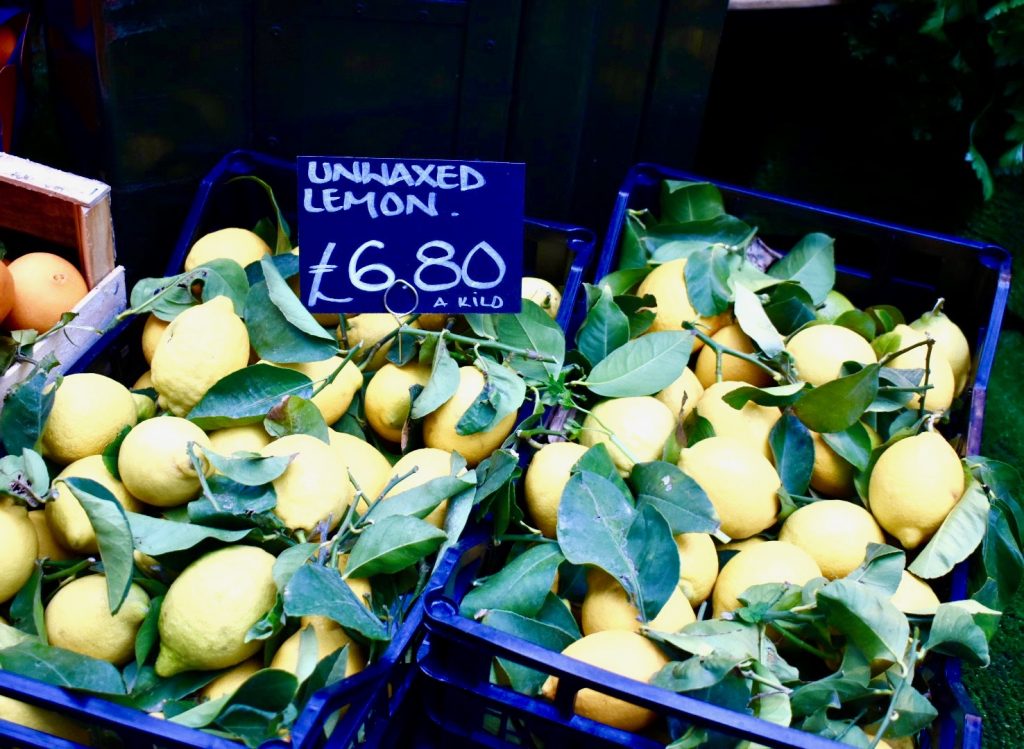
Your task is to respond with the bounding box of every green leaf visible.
[770,413,814,495]
[229,176,292,253]
[583,331,694,397]
[264,395,329,443]
[9,564,45,641]
[410,336,459,419]
[171,668,298,729]
[648,215,755,264]
[686,416,716,447]
[618,212,649,269]
[750,661,791,727]
[572,443,631,499]
[0,622,32,650]
[204,449,291,485]
[649,619,760,661]
[722,382,808,410]
[909,472,989,579]
[767,233,835,304]
[128,271,202,321]
[764,283,817,335]
[365,474,476,524]
[1,363,57,454]
[463,314,498,339]
[260,255,335,342]
[485,610,579,695]
[557,470,636,584]
[102,426,131,481]
[845,543,905,595]
[576,286,630,367]
[598,268,649,296]
[537,591,582,640]
[188,364,313,430]
[192,475,277,519]
[817,578,909,664]
[0,641,126,694]
[626,502,682,621]
[246,280,339,364]
[134,595,163,668]
[793,364,880,433]
[876,685,938,738]
[126,512,251,556]
[629,461,720,535]
[925,599,1000,668]
[282,564,388,641]
[866,305,905,335]
[834,309,876,341]
[821,422,872,472]
[198,259,250,314]
[63,477,135,614]
[461,544,564,618]
[0,451,50,505]
[273,543,319,591]
[790,647,871,718]
[345,515,446,578]
[652,652,745,693]
[684,247,732,317]
[496,301,566,382]
[456,358,526,436]
[438,485,476,567]
[733,284,784,357]
[660,180,725,223]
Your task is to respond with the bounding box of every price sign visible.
[297,157,525,315]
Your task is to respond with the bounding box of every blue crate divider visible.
[414,163,1012,749]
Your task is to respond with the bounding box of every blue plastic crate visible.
[414,163,1012,749]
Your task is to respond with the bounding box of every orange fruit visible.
[0,262,13,323]
[4,253,88,332]
[0,27,17,64]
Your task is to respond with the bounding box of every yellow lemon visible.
[133,370,154,390]
[891,571,940,615]
[270,620,367,678]
[264,355,363,426]
[151,296,250,416]
[522,276,561,318]
[582,569,694,635]
[636,259,728,345]
[695,324,774,389]
[328,430,392,505]
[0,504,37,603]
[712,541,822,617]
[883,324,955,412]
[696,380,780,460]
[786,324,877,387]
[199,658,262,701]
[261,434,353,534]
[675,533,719,606]
[678,436,780,541]
[208,423,272,455]
[339,313,415,371]
[911,304,971,396]
[41,373,137,465]
[524,441,589,538]
[0,696,91,745]
[868,431,964,549]
[364,361,432,443]
[28,510,72,561]
[579,397,675,475]
[48,455,144,553]
[118,417,213,507]
[778,500,885,579]
[183,227,271,272]
[809,431,855,497]
[717,536,768,553]
[141,314,169,364]
[423,366,518,466]
[45,575,150,665]
[156,545,277,676]
[540,630,668,732]
[655,367,704,425]
[385,447,458,528]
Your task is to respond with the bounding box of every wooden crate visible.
[0,153,127,404]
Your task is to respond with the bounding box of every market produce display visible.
[0,184,575,745]
[451,179,1023,747]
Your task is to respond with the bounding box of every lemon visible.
[868,431,964,549]
[815,290,856,323]
[339,313,415,371]
[423,366,518,466]
[717,536,768,553]
[809,431,854,497]
[786,324,877,387]
[364,361,432,443]
[263,355,363,426]
[386,448,457,528]
[582,569,695,635]
[891,571,940,615]
[910,304,971,396]
[522,276,561,318]
[261,434,353,534]
[712,541,822,617]
[0,695,91,745]
[778,500,885,579]
[28,510,72,561]
[540,630,668,732]
[134,370,154,389]
[199,658,262,701]
[524,441,589,538]
[40,373,137,465]
[48,455,144,553]
[132,391,157,422]
[696,380,780,460]
[156,545,277,676]
[336,552,373,607]
[328,430,392,506]
[636,259,728,345]
[151,296,250,416]
[655,367,704,424]
[141,314,169,364]
[208,423,272,455]
[45,575,150,665]
[694,324,774,389]
[270,620,367,678]
[678,436,780,541]
[118,417,213,507]
[883,325,955,412]
[0,504,38,603]
[579,397,675,475]
[183,227,271,272]
[676,533,719,606]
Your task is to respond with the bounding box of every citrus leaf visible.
[722,382,808,410]
[629,461,720,535]
[456,358,525,436]
[576,285,630,367]
[0,362,57,455]
[557,470,636,583]
[764,283,818,335]
[924,600,1000,667]
[598,268,649,296]
[246,280,339,364]
[821,422,872,472]
[365,474,476,524]
[583,331,694,397]
[133,596,163,670]
[648,215,754,264]
[793,364,880,433]
[126,512,252,556]
[626,501,681,622]
[660,180,725,223]
[733,284,784,357]
[845,543,905,595]
[461,544,564,618]
[260,255,335,342]
[410,335,459,420]
[264,395,329,443]
[344,515,446,578]
[485,610,579,695]
[204,449,292,486]
[767,233,835,304]
[571,443,631,499]
[817,578,909,664]
[0,641,126,694]
[684,246,732,317]
[496,301,565,381]
[103,426,131,481]
[9,564,45,641]
[770,413,814,495]
[283,564,388,641]
[909,472,989,579]
[188,364,313,430]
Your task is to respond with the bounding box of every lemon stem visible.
[43,558,95,581]
[684,324,791,384]
[931,297,946,316]
[186,441,221,512]
[114,268,208,322]
[398,326,559,364]
[574,406,642,467]
[309,345,361,399]
[877,336,933,367]
[768,621,832,661]
[867,629,920,749]
[354,313,422,371]
[918,338,935,419]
